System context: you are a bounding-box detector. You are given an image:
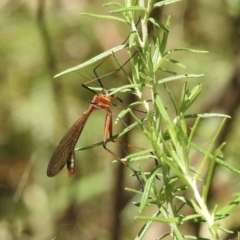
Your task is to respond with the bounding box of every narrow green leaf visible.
[154,0,186,8]
[218,225,233,234]
[80,13,126,22]
[148,18,169,32]
[153,52,170,72]
[125,187,142,195]
[159,68,177,75]
[188,117,200,149]
[136,215,181,223]
[152,34,162,68]
[155,94,174,128]
[124,149,155,162]
[195,118,227,181]
[217,194,240,216]
[103,2,124,8]
[163,83,178,115]
[54,45,126,78]
[180,83,202,112]
[183,235,210,240]
[161,16,171,54]
[184,84,202,111]
[157,74,204,85]
[106,83,140,95]
[203,142,226,202]
[184,113,231,119]
[166,48,208,54]
[110,6,146,13]
[191,142,240,174]
[167,59,186,68]
[140,165,161,212]
[135,210,161,240]
[179,82,188,114]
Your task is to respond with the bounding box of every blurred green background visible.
[1,0,240,239]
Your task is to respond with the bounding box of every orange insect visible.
[47,59,143,188]
[47,91,118,176]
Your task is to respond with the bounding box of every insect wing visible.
[47,113,90,177]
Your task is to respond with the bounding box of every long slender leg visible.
[102,110,144,191]
[81,52,138,89]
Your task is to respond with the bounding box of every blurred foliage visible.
[0,0,240,240]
